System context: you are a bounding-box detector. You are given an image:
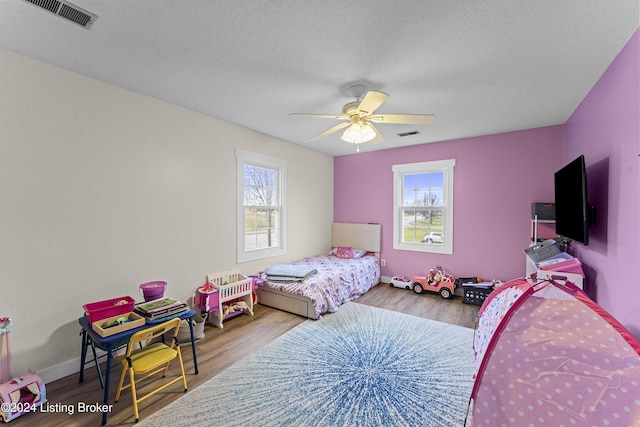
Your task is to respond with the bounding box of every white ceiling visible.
[1,1,638,157]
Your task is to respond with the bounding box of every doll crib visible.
[195,270,254,329]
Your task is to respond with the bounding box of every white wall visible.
[0,49,334,382]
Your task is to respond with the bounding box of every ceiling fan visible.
[289,85,436,146]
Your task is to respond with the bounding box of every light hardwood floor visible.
[11,283,479,426]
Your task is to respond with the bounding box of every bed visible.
[257,222,381,319]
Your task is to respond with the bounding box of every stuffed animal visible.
[222,300,249,318]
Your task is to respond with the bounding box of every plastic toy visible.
[0,318,46,423]
[411,266,457,299]
[389,275,412,290]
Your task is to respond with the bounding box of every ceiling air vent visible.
[397,130,420,137]
[21,0,98,29]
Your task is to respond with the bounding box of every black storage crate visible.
[462,285,493,306]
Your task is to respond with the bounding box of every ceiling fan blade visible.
[356,91,389,115]
[309,121,350,141]
[370,114,436,125]
[369,123,384,144]
[289,113,348,120]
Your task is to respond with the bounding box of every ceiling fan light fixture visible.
[341,122,375,144]
[290,88,435,147]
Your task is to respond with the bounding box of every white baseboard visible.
[38,348,107,384]
[380,275,391,284]
[38,358,83,384]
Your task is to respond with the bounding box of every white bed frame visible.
[257,222,382,319]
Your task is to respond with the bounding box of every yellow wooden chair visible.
[114,317,187,422]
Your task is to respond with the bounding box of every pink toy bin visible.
[139,281,167,302]
[83,296,135,324]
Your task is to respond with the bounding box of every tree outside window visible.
[393,159,455,254]
[401,172,445,243]
[243,164,279,251]
[236,149,287,263]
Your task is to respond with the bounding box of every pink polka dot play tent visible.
[469,277,640,426]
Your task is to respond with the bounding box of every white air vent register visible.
[20,0,98,29]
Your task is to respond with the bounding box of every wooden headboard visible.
[331,222,381,254]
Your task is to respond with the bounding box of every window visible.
[236,149,287,263]
[392,159,455,254]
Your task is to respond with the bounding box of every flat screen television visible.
[554,155,595,245]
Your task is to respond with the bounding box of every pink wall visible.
[564,29,640,337]
[334,125,563,283]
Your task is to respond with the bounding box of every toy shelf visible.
[195,269,254,329]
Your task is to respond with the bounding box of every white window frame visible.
[392,159,455,254]
[236,149,287,263]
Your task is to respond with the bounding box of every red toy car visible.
[412,266,457,299]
